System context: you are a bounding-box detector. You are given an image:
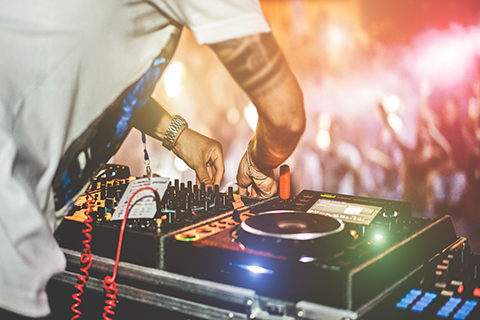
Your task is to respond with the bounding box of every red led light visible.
[474,288,480,297]
[458,285,464,294]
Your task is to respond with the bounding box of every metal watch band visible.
[162,115,188,151]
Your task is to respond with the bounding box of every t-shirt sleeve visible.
[154,0,271,44]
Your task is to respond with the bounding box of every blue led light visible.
[410,292,437,313]
[229,263,275,275]
[395,302,409,309]
[464,300,478,307]
[451,299,478,320]
[395,289,423,310]
[436,297,463,318]
[437,310,451,318]
[409,289,422,296]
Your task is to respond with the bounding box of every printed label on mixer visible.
[111,177,169,220]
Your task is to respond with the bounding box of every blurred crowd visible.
[288,78,480,220]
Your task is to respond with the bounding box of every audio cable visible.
[103,186,161,320]
[71,192,94,319]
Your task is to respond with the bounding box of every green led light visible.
[176,234,200,242]
[374,234,384,242]
[320,194,336,199]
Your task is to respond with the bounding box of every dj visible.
[0,0,305,319]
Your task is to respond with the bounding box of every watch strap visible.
[162,115,188,150]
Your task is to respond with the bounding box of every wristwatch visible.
[162,115,188,151]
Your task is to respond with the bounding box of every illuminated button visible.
[464,300,478,307]
[473,288,480,297]
[411,292,437,312]
[445,297,462,306]
[409,289,423,296]
[395,302,410,309]
[175,233,200,242]
[424,292,437,299]
[437,310,451,318]
[437,296,462,317]
[441,290,455,297]
[395,289,423,310]
[452,300,478,320]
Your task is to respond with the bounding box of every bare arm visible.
[209,32,305,197]
[377,102,411,155]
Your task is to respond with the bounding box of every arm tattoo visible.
[210,33,289,97]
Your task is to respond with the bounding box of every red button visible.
[474,287,480,297]
[458,285,464,294]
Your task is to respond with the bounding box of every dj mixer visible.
[54,164,479,320]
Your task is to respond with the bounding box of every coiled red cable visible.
[103,186,159,320]
[71,193,94,320]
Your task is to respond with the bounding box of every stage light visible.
[381,94,402,114]
[414,28,478,86]
[315,113,331,150]
[164,60,184,98]
[243,102,258,132]
[174,156,189,172]
[328,25,346,52]
[316,130,331,150]
[387,113,403,134]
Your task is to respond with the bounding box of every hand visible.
[236,150,277,198]
[172,128,224,186]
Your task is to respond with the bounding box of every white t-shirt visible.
[0,0,270,316]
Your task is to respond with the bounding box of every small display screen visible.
[307,198,382,225]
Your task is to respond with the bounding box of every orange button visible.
[473,288,480,297]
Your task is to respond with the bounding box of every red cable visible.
[71,193,94,319]
[103,186,159,320]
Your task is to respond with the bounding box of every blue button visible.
[452,311,469,320]
[436,309,451,318]
[401,296,416,304]
[447,297,462,305]
[409,289,422,296]
[411,305,426,312]
[414,300,429,308]
[395,302,409,309]
[464,300,478,307]
[453,307,473,320]
[440,306,456,313]
[424,292,437,299]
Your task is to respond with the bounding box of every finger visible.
[211,156,225,186]
[195,165,213,186]
[206,165,215,188]
[249,185,259,198]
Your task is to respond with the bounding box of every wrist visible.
[247,140,273,180]
[162,115,188,151]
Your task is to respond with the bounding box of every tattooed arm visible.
[209,32,305,197]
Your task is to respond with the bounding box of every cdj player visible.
[166,190,457,313]
[54,164,475,319]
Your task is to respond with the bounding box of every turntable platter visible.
[236,210,350,258]
[241,210,344,240]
